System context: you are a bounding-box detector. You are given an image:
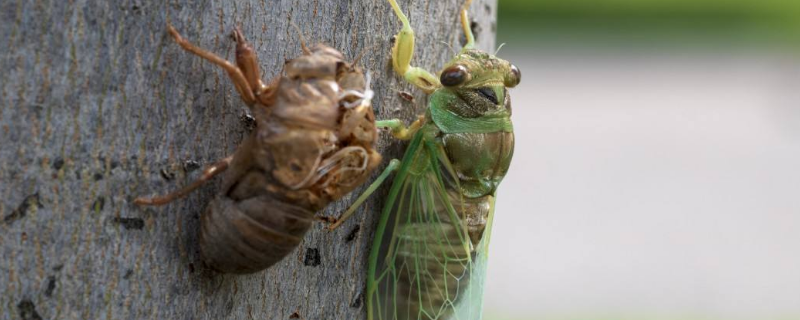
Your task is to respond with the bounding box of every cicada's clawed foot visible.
[134,156,233,206]
[376,117,424,141]
[387,0,440,94]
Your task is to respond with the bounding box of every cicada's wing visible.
[368,131,486,320]
[452,194,496,319]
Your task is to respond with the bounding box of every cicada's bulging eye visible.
[440,65,469,87]
[505,64,521,88]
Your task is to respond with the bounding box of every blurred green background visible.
[498,0,800,48]
[484,1,800,320]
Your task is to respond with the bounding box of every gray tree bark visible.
[0,0,496,319]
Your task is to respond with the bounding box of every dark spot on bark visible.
[4,193,43,225]
[345,225,360,242]
[389,35,396,45]
[113,217,145,230]
[21,232,28,241]
[289,312,300,319]
[93,197,105,212]
[93,172,104,181]
[111,160,120,169]
[44,276,56,297]
[350,289,364,308]
[17,299,42,320]
[188,263,195,273]
[183,160,201,172]
[491,22,496,33]
[303,248,321,267]
[52,157,64,170]
[75,170,81,180]
[160,168,175,181]
[397,91,414,102]
[52,264,64,272]
[241,113,256,131]
[484,4,492,13]
[123,269,133,279]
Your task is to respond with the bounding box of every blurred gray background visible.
[484,1,800,319]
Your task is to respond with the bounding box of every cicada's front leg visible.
[167,25,270,107]
[387,0,440,94]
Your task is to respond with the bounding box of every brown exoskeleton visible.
[134,25,381,274]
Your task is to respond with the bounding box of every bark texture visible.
[0,0,496,319]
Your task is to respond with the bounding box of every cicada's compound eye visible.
[505,64,521,88]
[440,65,469,87]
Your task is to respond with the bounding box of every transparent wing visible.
[368,131,491,320]
[452,195,495,319]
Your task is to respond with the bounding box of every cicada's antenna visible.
[494,43,507,56]
[460,0,475,50]
[440,41,457,55]
[289,21,311,55]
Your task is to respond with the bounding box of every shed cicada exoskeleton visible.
[135,25,381,274]
[328,0,520,318]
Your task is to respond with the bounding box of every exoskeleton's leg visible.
[167,25,266,106]
[387,0,440,94]
[327,159,401,230]
[231,27,270,98]
[134,156,233,206]
[377,116,424,140]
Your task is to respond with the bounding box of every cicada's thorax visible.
[427,79,514,246]
[200,45,381,274]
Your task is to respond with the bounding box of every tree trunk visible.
[0,0,496,319]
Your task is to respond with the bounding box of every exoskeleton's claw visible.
[387,0,440,93]
[166,24,258,106]
[232,27,269,96]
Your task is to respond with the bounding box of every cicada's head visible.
[435,49,520,117]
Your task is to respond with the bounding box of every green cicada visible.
[329,0,520,319]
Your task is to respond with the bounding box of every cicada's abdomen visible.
[391,191,495,319]
[200,194,313,274]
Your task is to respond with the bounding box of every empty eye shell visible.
[505,64,521,88]
[440,65,469,87]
